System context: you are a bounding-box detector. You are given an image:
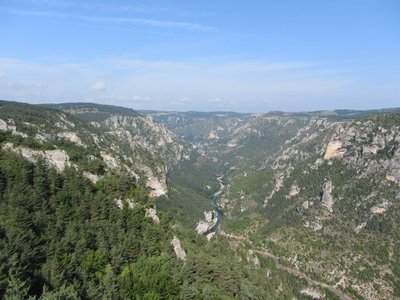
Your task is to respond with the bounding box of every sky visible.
[0,0,399,112]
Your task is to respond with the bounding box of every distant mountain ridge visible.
[144,106,400,119]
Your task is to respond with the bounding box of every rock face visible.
[208,130,219,140]
[145,169,167,197]
[57,132,84,146]
[264,173,285,206]
[321,181,334,212]
[0,118,28,138]
[195,221,210,235]
[43,149,71,172]
[324,140,345,159]
[171,236,187,261]
[246,250,260,267]
[300,288,322,299]
[303,219,323,231]
[150,109,400,300]
[100,151,124,170]
[370,200,389,214]
[115,198,135,209]
[302,201,312,210]
[145,207,160,224]
[4,143,71,172]
[196,211,218,235]
[2,102,190,197]
[289,184,300,196]
[83,171,101,183]
[96,113,189,196]
[386,174,400,185]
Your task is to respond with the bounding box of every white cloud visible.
[102,95,151,102]
[170,97,194,106]
[90,81,107,91]
[0,7,215,31]
[179,97,193,102]
[12,0,211,18]
[79,16,215,31]
[129,95,151,101]
[0,7,67,18]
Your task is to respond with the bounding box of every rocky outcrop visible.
[246,250,260,267]
[171,236,187,261]
[114,198,135,209]
[83,171,101,183]
[208,130,219,140]
[370,200,389,214]
[2,102,191,201]
[4,143,71,172]
[196,211,217,234]
[386,175,398,183]
[264,173,285,206]
[303,218,323,231]
[100,151,120,169]
[300,288,322,299]
[101,114,189,196]
[321,181,334,212]
[324,140,345,159]
[42,150,71,172]
[289,184,300,197]
[151,109,400,300]
[147,176,167,197]
[144,167,167,197]
[0,118,28,137]
[57,132,84,146]
[195,223,210,235]
[301,200,313,210]
[145,207,160,224]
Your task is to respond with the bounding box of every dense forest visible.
[2,100,399,299]
[0,149,178,299]
[0,149,310,299]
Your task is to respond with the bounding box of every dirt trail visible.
[220,232,353,300]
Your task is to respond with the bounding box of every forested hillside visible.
[1,100,400,299]
[0,150,178,299]
[0,100,189,197]
[153,109,400,300]
[1,100,317,299]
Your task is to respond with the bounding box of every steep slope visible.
[154,109,400,300]
[248,113,400,299]
[1,101,189,197]
[0,100,320,299]
[2,101,399,299]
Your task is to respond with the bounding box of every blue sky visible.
[0,0,399,112]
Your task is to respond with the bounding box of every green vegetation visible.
[2,100,400,299]
[222,217,253,233]
[0,150,176,299]
[44,103,139,123]
[0,100,64,126]
[0,149,311,299]
[158,153,221,227]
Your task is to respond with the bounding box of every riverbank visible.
[195,174,225,239]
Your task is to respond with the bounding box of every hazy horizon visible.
[1,0,399,112]
[3,98,400,115]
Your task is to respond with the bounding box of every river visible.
[204,175,225,235]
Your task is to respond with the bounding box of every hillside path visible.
[220,232,353,300]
